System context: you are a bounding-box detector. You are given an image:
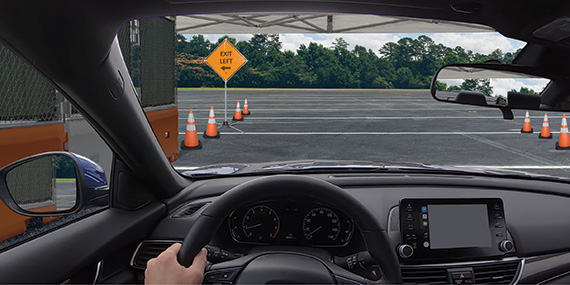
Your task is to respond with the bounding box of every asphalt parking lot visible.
[55,181,76,211]
[172,89,570,178]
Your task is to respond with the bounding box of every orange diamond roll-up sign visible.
[205,39,248,82]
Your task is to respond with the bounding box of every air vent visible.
[402,267,448,284]
[401,259,521,284]
[131,241,176,269]
[473,260,520,284]
[172,202,209,218]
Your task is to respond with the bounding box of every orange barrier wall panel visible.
[0,124,68,168]
[146,107,179,162]
[0,123,67,242]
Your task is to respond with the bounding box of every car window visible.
[0,43,110,251]
[116,15,570,180]
[131,15,570,180]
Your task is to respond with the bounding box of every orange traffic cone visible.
[182,109,202,149]
[203,106,220,139]
[556,114,570,150]
[242,98,250,115]
[539,113,552,139]
[521,110,533,133]
[232,101,243,122]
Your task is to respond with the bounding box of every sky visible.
[187,32,526,55]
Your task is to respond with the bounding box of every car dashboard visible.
[131,173,570,284]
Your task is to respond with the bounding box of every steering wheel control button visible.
[204,268,239,284]
[204,245,240,263]
[398,244,414,258]
[499,240,515,253]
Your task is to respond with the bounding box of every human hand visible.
[145,243,208,284]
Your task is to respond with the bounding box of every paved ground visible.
[55,181,76,211]
[172,90,570,178]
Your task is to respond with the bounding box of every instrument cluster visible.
[228,199,354,247]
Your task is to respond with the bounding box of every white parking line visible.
[177,108,491,112]
[173,166,200,171]
[178,116,532,120]
[178,131,537,135]
[177,99,434,102]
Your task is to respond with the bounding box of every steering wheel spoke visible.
[203,266,242,284]
[203,254,254,284]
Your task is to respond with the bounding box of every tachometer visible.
[303,207,341,243]
[241,205,280,243]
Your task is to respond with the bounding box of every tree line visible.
[175,34,521,89]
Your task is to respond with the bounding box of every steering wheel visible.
[178,175,402,284]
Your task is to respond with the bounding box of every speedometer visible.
[303,207,341,242]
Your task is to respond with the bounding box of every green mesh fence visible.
[118,23,132,74]
[0,45,58,124]
[0,17,174,128]
[139,17,176,107]
[6,156,54,207]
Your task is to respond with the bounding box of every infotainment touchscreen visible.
[428,204,491,249]
[399,198,512,261]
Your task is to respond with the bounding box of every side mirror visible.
[0,152,109,217]
[430,63,568,115]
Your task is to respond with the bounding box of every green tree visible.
[187,35,211,57]
[172,34,523,89]
[250,34,282,53]
[332,37,349,50]
[460,79,493,96]
[511,86,539,95]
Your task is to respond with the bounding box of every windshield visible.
[123,15,570,179]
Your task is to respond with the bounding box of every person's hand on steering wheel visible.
[145,243,207,284]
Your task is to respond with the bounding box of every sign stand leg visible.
[218,80,243,133]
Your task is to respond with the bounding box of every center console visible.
[396,198,518,284]
[398,198,514,261]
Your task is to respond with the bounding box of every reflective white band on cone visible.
[186,124,196,131]
[209,118,216,124]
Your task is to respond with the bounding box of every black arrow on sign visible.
[221,66,231,71]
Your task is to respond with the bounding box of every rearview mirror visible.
[0,152,109,217]
[431,64,570,116]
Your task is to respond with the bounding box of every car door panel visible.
[0,203,165,283]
